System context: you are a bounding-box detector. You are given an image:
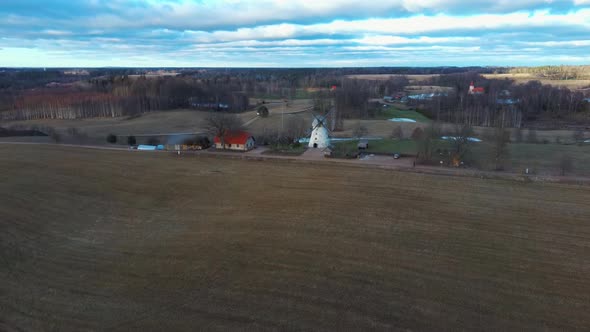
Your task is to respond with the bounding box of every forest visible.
[0,67,589,127]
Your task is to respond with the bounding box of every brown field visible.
[483,73,590,91]
[348,73,590,91]
[2,100,314,141]
[3,110,212,138]
[1,145,590,331]
[347,74,439,84]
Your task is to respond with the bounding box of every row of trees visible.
[419,73,589,128]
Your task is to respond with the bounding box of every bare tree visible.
[106,133,117,144]
[514,128,523,143]
[527,128,538,143]
[449,124,474,165]
[352,121,368,138]
[284,116,307,143]
[416,124,440,164]
[391,125,403,140]
[411,127,424,140]
[206,113,244,149]
[492,126,511,171]
[559,154,574,176]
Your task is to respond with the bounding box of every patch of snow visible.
[388,118,417,123]
[407,92,448,100]
[297,137,383,144]
[137,145,157,150]
[359,154,375,160]
[441,136,482,142]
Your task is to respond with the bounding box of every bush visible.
[40,126,61,143]
[415,108,434,120]
[127,135,137,146]
[391,126,404,140]
[182,136,211,148]
[106,134,117,144]
[67,127,79,137]
[49,131,61,143]
[411,127,424,140]
[147,137,160,146]
[514,128,523,143]
[257,106,269,117]
[526,129,538,143]
[573,129,584,143]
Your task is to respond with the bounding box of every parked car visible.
[393,153,400,159]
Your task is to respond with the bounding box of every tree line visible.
[0,75,251,121]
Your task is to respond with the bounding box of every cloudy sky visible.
[1,0,590,67]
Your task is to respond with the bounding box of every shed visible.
[357,139,369,150]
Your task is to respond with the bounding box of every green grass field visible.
[335,138,420,155]
[471,142,590,175]
[262,143,307,156]
[1,145,589,331]
[333,138,590,175]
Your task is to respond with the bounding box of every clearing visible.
[1,145,590,331]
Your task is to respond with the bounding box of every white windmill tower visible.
[308,109,332,149]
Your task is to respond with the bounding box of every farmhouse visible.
[214,130,255,151]
[468,81,485,95]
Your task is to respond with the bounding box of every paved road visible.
[243,116,260,127]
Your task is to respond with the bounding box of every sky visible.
[1,0,590,67]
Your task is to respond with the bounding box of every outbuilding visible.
[214,130,255,151]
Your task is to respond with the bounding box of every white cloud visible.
[353,35,478,45]
[1,1,590,67]
[522,39,590,46]
[171,10,590,44]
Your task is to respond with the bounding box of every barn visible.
[468,81,485,95]
[214,130,255,151]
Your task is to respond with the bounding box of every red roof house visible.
[469,81,485,95]
[214,130,255,151]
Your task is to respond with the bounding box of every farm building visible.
[468,81,485,95]
[214,131,255,151]
[167,136,211,151]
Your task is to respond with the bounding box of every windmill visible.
[308,108,332,148]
